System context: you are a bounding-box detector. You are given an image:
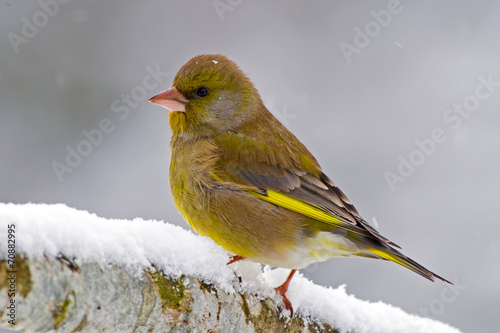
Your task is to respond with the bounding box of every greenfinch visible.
[149,54,450,315]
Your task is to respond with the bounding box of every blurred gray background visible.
[1,1,499,331]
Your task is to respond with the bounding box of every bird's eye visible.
[196,87,209,97]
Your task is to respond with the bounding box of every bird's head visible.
[150,54,262,137]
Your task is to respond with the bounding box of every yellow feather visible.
[247,189,368,235]
[369,248,402,264]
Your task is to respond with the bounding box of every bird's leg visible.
[227,255,245,265]
[275,269,297,316]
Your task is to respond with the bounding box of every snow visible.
[0,203,461,333]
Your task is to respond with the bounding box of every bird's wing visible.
[213,131,399,247]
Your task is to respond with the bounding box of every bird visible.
[149,54,451,316]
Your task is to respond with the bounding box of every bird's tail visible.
[368,247,452,284]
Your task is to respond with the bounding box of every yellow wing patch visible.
[248,189,371,237]
[369,248,402,264]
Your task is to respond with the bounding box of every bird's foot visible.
[227,255,245,265]
[227,255,244,285]
[274,269,297,317]
[275,284,294,317]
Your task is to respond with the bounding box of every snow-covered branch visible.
[0,203,461,332]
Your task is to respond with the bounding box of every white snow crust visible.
[0,203,461,333]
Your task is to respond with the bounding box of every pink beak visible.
[149,87,189,112]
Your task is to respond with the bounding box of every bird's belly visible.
[263,231,362,269]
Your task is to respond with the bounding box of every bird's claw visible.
[275,285,294,317]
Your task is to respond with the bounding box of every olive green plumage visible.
[150,54,450,288]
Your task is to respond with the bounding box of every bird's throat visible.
[168,111,187,134]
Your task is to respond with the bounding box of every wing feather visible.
[214,131,399,247]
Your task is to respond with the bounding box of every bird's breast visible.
[169,139,220,229]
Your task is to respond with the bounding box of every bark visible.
[0,254,339,333]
